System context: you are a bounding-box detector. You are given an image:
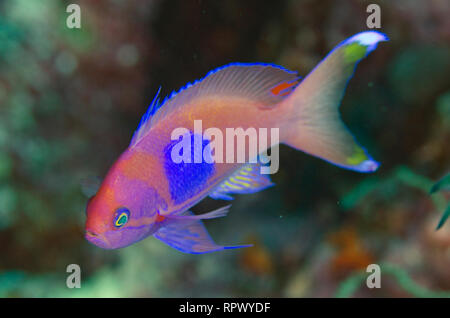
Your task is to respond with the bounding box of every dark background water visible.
[0,0,449,297]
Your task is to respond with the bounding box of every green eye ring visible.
[114,207,130,228]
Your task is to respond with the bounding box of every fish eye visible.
[113,207,130,228]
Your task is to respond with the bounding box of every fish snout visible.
[85,229,112,249]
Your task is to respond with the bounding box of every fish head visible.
[84,165,166,249]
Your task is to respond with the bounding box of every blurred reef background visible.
[0,0,449,297]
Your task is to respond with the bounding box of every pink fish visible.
[85,31,388,253]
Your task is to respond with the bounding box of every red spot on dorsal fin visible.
[155,214,166,223]
[270,80,298,96]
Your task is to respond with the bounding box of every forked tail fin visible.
[282,31,388,172]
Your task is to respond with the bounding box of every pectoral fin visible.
[209,164,274,200]
[165,205,231,221]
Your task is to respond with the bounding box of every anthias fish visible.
[85,31,388,253]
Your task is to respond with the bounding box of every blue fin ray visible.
[130,86,163,147]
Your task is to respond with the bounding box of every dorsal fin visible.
[130,86,162,147]
[129,63,300,147]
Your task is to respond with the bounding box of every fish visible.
[85,31,388,253]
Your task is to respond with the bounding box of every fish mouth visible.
[86,230,98,237]
[85,229,112,249]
